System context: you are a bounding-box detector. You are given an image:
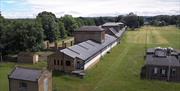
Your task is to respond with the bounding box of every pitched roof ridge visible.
[78,44,89,50]
[67,47,80,55]
[15,66,41,71]
[85,41,95,46]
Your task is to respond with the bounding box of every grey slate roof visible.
[9,67,42,81]
[145,48,180,66]
[77,26,104,31]
[60,34,117,62]
[108,27,126,38]
[145,55,180,66]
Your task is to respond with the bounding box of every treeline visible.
[145,15,180,27]
[0,11,96,54]
[0,12,95,55]
[0,12,145,54]
[1,11,179,54]
[93,12,144,29]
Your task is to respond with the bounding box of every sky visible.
[0,0,180,18]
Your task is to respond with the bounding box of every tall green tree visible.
[0,15,5,38]
[75,17,84,27]
[176,17,180,28]
[75,17,95,27]
[94,17,105,26]
[58,20,66,39]
[36,11,59,42]
[61,15,78,36]
[1,21,44,53]
[115,15,123,22]
[122,12,141,29]
[138,16,144,26]
[0,15,5,56]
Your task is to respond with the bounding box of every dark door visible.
[76,61,81,69]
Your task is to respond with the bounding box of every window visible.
[66,61,71,66]
[19,82,27,91]
[76,61,81,69]
[171,68,176,75]
[54,59,56,65]
[161,69,166,75]
[61,60,63,65]
[154,67,158,74]
[57,60,60,65]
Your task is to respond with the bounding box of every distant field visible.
[127,26,179,45]
[0,26,180,91]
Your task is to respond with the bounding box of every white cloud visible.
[1,0,180,18]
[1,0,17,4]
[2,12,34,19]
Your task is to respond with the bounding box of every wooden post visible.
[0,53,2,62]
[62,41,65,48]
[47,41,50,49]
[70,41,73,46]
[64,43,67,48]
[55,42,58,50]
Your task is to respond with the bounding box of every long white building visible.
[47,23,126,73]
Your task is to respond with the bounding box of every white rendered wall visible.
[111,41,118,48]
[84,54,101,70]
[101,46,111,56]
[84,41,118,70]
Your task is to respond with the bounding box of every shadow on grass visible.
[52,70,65,77]
[128,28,139,31]
[52,70,84,81]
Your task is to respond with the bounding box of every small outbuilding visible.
[8,67,52,91]
[17,52,39,64]
[141,47,180,82]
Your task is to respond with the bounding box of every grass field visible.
[0,26,180,91]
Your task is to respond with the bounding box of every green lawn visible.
[0,26,180,91]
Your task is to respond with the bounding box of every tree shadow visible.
[52,70,65,77]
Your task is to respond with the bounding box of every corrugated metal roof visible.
[102,22,120,27]
[77,26,104,31]
[9,67,42,81]
[116,22,124,25]
[108,27,126,38]
[109,28,118,34]
[61,34,117,61]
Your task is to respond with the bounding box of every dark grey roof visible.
[77,26,104,31]
[109,28,118,34]
[61,34,117,62]
[102,22,120,27]
[9,67,42,81]
[145,55,180,66]
[108,27,126,38]
[145,48,180,66]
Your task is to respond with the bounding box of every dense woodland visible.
[0,11,180,55]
